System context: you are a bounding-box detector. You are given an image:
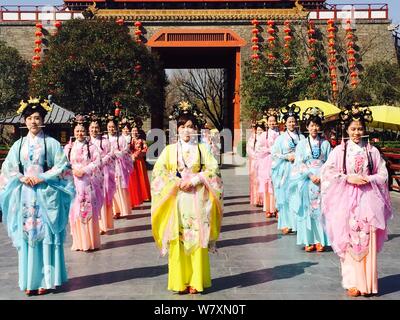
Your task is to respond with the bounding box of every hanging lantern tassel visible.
[32,22,43,67]
[250,19,260,62]
[134,21,142,44]
[266,20,276,61]
[326,19,338,98]
[345,20,358,89]
[308,20,317,80]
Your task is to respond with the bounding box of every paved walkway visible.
[0,168,399,300]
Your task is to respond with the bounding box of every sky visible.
[1,0,399,24]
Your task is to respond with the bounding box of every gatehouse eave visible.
[92,9,308,22]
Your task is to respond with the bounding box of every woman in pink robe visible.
[107,119,133,218]
[65,120,102,251]
[320,107,392,297]
[89,119,116,234]
[258,112,279,218]
[246,122,266,207]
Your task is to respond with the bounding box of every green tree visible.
[357,61,400,105]
[0,41,30,117]
[30,19,166,118]
[241,24,331,121]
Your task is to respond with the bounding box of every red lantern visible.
[114,107,121,117]
[328,42,335,48]
[328,34,335,39]
[135,30,142,36]
[134,65,142,72]
[251,37,259,43]
[312,66,318,71]
[268,53,275,59]
[251,19,259,25]
[33,55,41,61]
[329,58,337,63]
[252,28,259,34]
[348,57,356,62]
[284,43,289,48]
[134,21,142,27]
[351,71,358,78]
[34,47,41,53]
[284,35,292,41]
[347,41,354,47]
[351,80,358,86]
[308,38,316,45]
[329,65,336,70]
[331,80,337,85]
[308,56,316,62]
[35,31,42,37]
[311,73,317,79]
[327,19,335,24]
[347,48,355,55]
[35,23,42,29]
[346,34,353,39]
[330,74,337,79]
[267,28,275,34]
[35,39,42,45]
[284,27,291,34]
[54,21,62,28]
[328,49,336,55]
[345,26,353,32]
[307,29,315,35]
[251,53,260,60]
[268,36,275,42]
[116,18,124,26]
[267,20,274,26]
[252,45,259,51]
[284,20,290,26]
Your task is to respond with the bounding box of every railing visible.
[309,3,389,20]
[0,5,83,22]
[382,147,400,192]
[0,3,390,21]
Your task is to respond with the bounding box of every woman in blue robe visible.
[0,98,74,296]
[271,105,304,234]
[288,107,331,252]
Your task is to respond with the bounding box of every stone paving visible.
[0,167,399,300]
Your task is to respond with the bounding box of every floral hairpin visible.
[302,107,325,122]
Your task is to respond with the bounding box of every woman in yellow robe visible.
[151,108,223,294]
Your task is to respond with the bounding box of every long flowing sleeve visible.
[0,137,75,248]
[151,143,223,255]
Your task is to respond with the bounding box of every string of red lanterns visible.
[326,19,338,99]
[283,20,292,65]
[250,19,260,61]
[266,20,276,61]
[307,20,318,79]
[32,22,43,68]
[134,21,143,44]
[345,19,358,88]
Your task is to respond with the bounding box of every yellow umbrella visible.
[289,99,341,117]
[368,105,400,131]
